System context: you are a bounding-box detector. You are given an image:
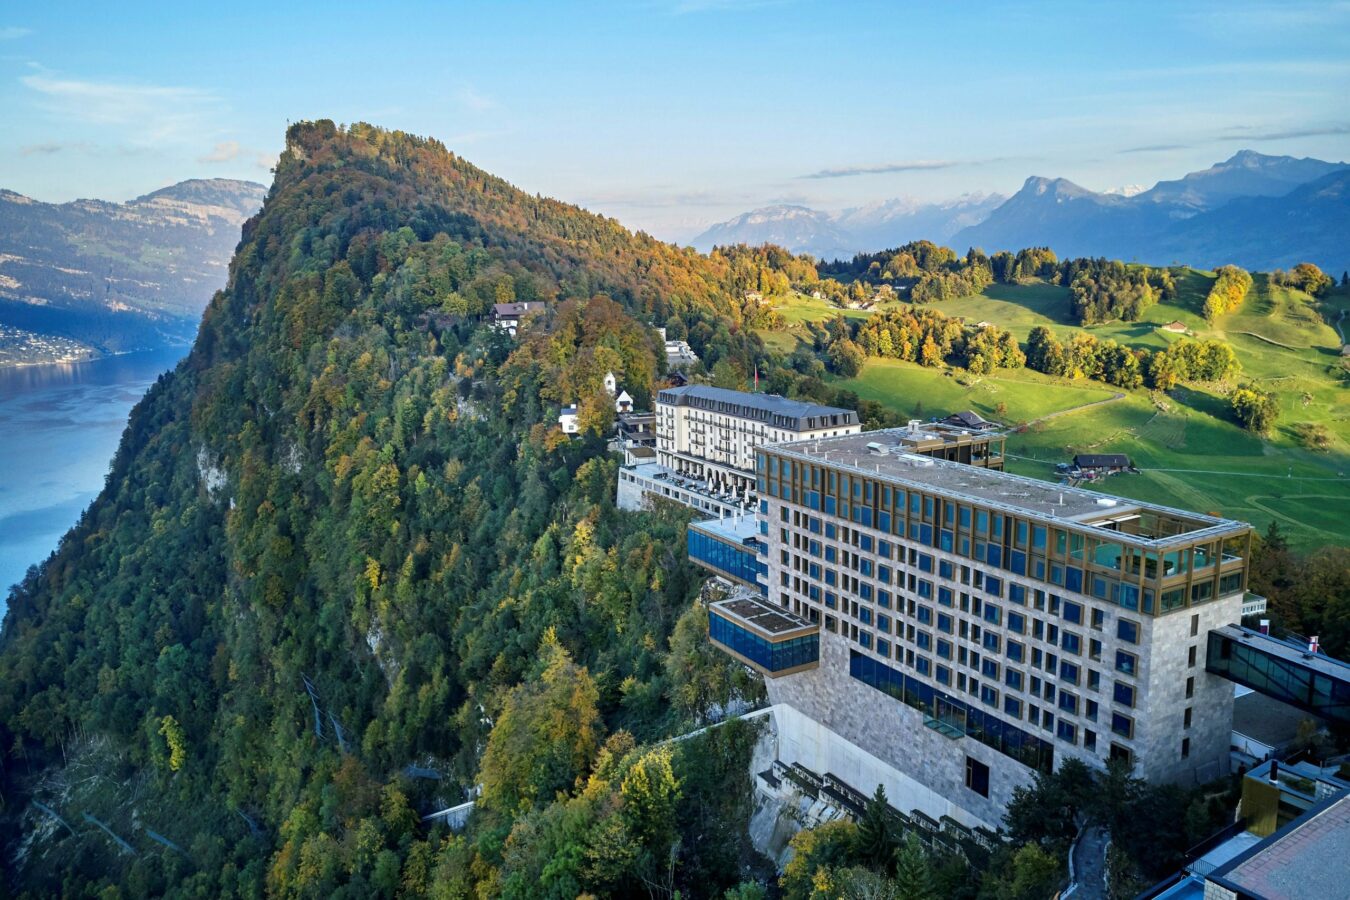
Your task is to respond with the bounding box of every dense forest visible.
[1,123,1344,898]
[0,122,773,898]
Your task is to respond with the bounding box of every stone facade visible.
[767,633,1023,829]
[1136,595,1241,785]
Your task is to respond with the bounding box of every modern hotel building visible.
[709,428,1252,827]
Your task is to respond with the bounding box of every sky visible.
[3,0,1349,241]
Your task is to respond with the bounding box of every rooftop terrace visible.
[710,594,817,638]
[690,512,760,545]
[767,428,1249,548]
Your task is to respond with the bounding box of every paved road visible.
[1068,825,1110,900]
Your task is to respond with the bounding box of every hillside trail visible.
[1020,390,1126,429]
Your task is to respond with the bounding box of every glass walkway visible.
[1207,625,1350,725]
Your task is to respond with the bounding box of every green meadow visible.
[803,271,1349,550]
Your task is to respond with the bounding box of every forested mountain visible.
[691,194,1004,260]
[0,178,266,359]
[0,121,776,898]
[952,151,1349,272]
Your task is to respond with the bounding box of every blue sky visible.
[3,1,1348,240]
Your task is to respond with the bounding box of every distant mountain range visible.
[691,194,1005,260]
[953,151,1348,272]
[0,178,266,360]
[696,151,1349,273]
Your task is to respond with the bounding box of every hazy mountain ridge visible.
[698,152,1347,272]
[953,151,1349,271]
[1135,150,1346,210]
[0,178,266,360]
[691,193,1005,260]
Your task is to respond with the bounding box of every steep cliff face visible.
[0,122,759,896]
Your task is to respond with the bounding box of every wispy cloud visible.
[0,26,31,40]
[19,140,101,156]
[1218,123,1350,141]
[1119,121,1350,154]
[581,188,805,210]
[799,160,963,180]
[454,86,496,112]
[198,140,277,171]
[1119,143,1191,154]
[442,129,510,147]
[20,72,222,143]
[669,0,791,14]
[198,140,241,163]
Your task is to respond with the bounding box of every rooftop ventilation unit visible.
[866,442,890,456]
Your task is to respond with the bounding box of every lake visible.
[0,347,187,622]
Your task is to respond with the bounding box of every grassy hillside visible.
[817,270,1349,549]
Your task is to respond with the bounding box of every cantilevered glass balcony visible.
[708,595,819,677]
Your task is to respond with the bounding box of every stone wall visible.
[766,632,1031,830]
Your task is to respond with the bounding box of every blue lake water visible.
[0,347,187,622]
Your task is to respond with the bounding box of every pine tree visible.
[892,833,935,900]
[855,785,897,868]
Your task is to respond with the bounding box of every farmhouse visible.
[941,410,999,432]
[492,301,546,336]
[1073,453,1133,474]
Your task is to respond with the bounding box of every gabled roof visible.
[1074,453,1131,468]
[944,410,992,428]
[493,301,545,317]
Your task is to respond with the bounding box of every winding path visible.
[1019,391,1126,430]
[1066,825,1109,900]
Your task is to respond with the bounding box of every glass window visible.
[965,757,990,797]
[1111,712,1133,739]
[1115,650,1137,677]
[1113,682,1135,708]
[1117,619,1139,644]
